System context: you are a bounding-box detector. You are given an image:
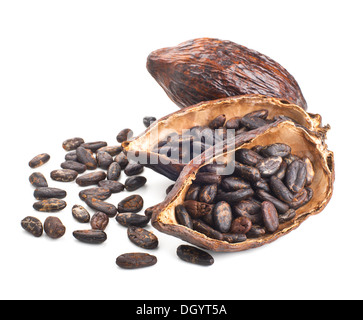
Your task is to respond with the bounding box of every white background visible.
[0,0,362,300]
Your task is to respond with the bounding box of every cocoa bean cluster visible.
[176,142,315,242]
[153,109,292,164]
[23,123,161,269]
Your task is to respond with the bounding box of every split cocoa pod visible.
[147,37,307,110]
[122,95,328,181]
[149,119,334,252]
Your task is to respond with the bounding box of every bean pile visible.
[22,117,161,269]
[176,143,315,242]
[152,109,290,164]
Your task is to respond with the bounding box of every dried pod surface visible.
[116,253,157,269]
[151,120,334,252]
[123,95,326,181]
[147,38,307,110]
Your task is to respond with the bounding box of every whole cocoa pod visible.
[147,38,307,110]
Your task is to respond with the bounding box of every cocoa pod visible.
[147,38,307,110]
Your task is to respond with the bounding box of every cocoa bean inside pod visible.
[122,95,327,182]
[150,120,334,252]
[146,38,307,110]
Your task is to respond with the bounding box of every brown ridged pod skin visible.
[147,38,307,110]
[149,115,334,252]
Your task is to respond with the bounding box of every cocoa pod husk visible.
[147,38,307,110]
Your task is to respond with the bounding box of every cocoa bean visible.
[21,216,43,237]
[127,226,158,249]
[44,216,66,239]
[116,212,150,227]
[84,197,117,217]
[97,146,122,157]
[261,201,279,233]
[29,172,48,188]
[285,160,307,193]
[177,245,214,266]
[107,162,121,181]
[76,171,106,187]
[73,230,107,244]
[175,205,193,229]
[143,117,157,128]
[62,137,84,151]
[90,212,109,230]
[72,204,90,223]
[34,187,67,200]
[116,253,157,269]
[117,195,143,213]
[98,180,124,193]
[124,162,144,176]
[212,201,232,233]
[51,169,78,182]
[33,198,67,212]
[198,184,218,204]
[117,128,133,143]
[96,151,113,169]
[124,176,147,191]
[79,187,111,201]
[29,153,50,168]
[183,200,214,218]
[230,216,252,234]
[80,141,107,152]
[60,160,87,173]
[76,147,97,170]
[256,156,283,177]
